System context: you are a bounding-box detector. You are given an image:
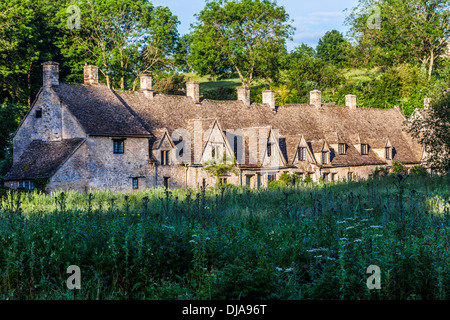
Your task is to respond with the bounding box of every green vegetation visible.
[0,174,449,299]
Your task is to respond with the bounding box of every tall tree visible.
[190,0,294,87]
[57,0,179,90]
[346,0,450,80]
[316,30,350,67]
[408,90,450,173]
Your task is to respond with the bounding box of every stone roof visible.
[47,83,423,167]
[116,89,422,166]
[52,84,150,136]
[5,138,85,180]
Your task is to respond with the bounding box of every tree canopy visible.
[189,0,294,86]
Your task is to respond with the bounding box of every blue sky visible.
[151,0,361,51]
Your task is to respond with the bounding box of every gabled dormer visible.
[151,128,175,165]
[200,119,235,165]
[293,135,315,165]
[260,127,287,168]
[320,141,331,165]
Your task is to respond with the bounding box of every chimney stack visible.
[186,81,200,103]
[237,86,250,106]
[42,61,59,87]
[140,74,153,99]
[83,64,98,85]
[262,90,276,111]
[310,90,321,108]
[345,94,357,109]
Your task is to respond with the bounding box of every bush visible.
[409,165,428,177]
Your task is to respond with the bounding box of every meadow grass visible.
[0,174,449,300]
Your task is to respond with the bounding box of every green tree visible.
[316,30,350,67]
[283,44,344,101]
[57,0,179,90]
[346,0,450,80]
[408,90,450,173]
[190,0,294,87]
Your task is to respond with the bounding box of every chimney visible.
[345,94,357,109]
[42,61,59,87]
[424,97,431,110]
[237,86,250,106]
[186,81,200,103]
[140,74,153,99]
[83,64,98,85]
[310,90,321,108]
[262,90,276,111]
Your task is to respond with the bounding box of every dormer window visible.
[211,144,220,161]
[338,143,346,155]
[35,109,42,118]
[161,150,170,165]
[322,151,329,164]
[385,147,391,160]
[267,142,272,157]
[298,147,306,161]
[361,144,368,155]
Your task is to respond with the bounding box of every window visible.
[385,147,391,160]
[163,177,170,189]
[338,143,346,155]
[132,178,139,189]
[36,109,42,118]
[257,174,261,189]
[202,179,206,189]
[268,174,276,182]
[361,144,368,155]
[267,143,272,157]
[245,175,252,187]
[161,150,169,165]
[322,152,328,164]
[220,177,228,185]
[298,147,306,161]
[211,144,220,161]
[331,173,336,181]
[233,136,238,158]
[113,140,124,154]
[18,180,34,190]
[322,173,329,182]
[348,172,353,181]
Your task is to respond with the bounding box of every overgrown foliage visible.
[0,175,449,299]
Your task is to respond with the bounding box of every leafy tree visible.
[283,44,344,101]
[190,0,294,87]
[0,0,65,105]
[56,0,179,90]
[0,103,28,177]
[408,90,450,173]
[316,30,350,67]
[174,34,194,73]
[346,0,450,80]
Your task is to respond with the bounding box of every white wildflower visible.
[345,226,355,230]
[354,239,362,243]
[370,225,383,229]
[275,267,283,272]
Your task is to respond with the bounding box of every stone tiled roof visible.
[5,139,85,180]
[51,83,423,166]
[52,84,150,136]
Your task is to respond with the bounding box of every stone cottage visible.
[4,61,425,192]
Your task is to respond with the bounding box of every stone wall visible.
[86,136,152,192]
